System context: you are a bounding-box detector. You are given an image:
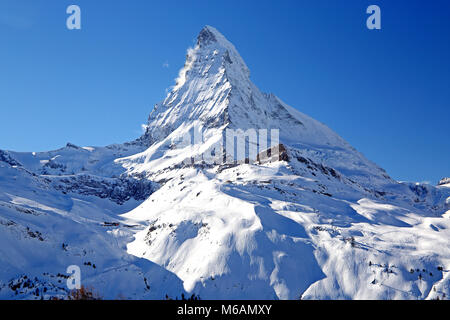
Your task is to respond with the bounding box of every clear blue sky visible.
[0,0,449,184]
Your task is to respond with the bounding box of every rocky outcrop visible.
[50,174,156,205]
[0,150,22,167]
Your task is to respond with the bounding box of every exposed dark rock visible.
[50,174,156,205]
[0,150,22,167]
[65,143,80,149]
[257,144,289,163]
[197,26,217,46]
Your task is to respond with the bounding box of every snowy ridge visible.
[1,26,449,300]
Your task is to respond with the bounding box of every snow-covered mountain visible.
[1,26,449,300]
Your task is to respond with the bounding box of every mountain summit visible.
[142,26,251,143]
[138,26,387,188]
[0,26,449,300]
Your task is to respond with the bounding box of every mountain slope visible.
[0,26,449,300]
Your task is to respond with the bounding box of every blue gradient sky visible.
[0,0,449,184]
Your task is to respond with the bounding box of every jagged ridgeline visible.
[0,26,449,300]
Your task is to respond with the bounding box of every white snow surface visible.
[0,26,449,300]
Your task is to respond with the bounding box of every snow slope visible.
[0,26,449,300]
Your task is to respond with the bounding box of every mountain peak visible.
[197,26,233,48]
[191,26,250,80]
[141,26,353,156]
[197,26,219,46]
[141,26,253,143]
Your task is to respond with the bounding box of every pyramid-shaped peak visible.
[197,26,218,46]
[197,26,229,47]
[195,26,245,64]
[141,26,253,144]
[192,26,250,80]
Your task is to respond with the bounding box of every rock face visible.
[0,150,22,167]
[51,174,155,205]
[438,177,450,186]
[0,26,449,300]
